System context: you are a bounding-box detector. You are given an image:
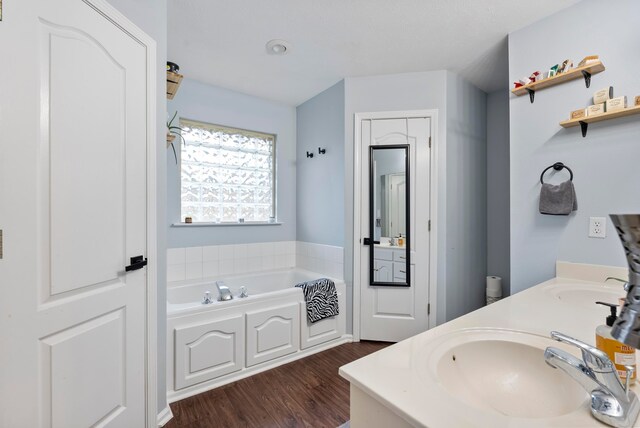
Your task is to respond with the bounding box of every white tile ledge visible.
[172,222,283,227]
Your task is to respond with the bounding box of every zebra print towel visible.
[295,278,339,323]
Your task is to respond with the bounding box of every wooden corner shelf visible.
[167,71,183,100]
[560,104,640,137]
[512,61,605,103]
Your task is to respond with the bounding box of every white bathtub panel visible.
[300,306,339,350]
[300,290,346,349]
[246,303,300,367]
[174,314,244,390]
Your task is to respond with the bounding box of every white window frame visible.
[178,118,277,225]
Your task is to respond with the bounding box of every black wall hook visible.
[318,147,326,155]
[306,151,314,158]
[540,162,574,184]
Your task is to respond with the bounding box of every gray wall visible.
[487,90,511,298]
[105,0,168,415]
[167,78,297,247]
[296,81,345,246]
[445,72,488,320]
[508,0,639,294]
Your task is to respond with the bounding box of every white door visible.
[359,117,431,342]
[0,1,150,427]
[387,174,406,237]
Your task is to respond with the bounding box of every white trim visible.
[157,406,174,427]
[83,1,159,426]
[352,110,439,341]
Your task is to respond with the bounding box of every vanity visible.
[372,244,407,283]
[340,262,639,427]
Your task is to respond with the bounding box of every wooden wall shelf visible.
[512,61,605,103]
[560,104,640,137]
[167,71,183,100]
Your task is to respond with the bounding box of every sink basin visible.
[542,283,623,308]
[426,329,588,418]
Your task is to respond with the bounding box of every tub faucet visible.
[239,286,248,298]
[215,281,233,301]
[202,291,214,305]
[544,331,640,427]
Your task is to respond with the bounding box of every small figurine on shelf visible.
[528,71,541,84]
[548,64,559,78]
[557,59,574,74]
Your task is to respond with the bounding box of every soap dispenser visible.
[595,301,636,384]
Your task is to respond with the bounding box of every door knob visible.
[125,255,147,272]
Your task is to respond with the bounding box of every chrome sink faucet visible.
[544,331,640,427]
[606,276,630,292]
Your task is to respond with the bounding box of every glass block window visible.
[180,119,276,223]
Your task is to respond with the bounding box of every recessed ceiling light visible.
[266,39,291,55]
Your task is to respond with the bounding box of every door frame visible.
[85,0,158,425]
[352,110,439,341]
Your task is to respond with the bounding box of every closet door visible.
[358,117,431,342]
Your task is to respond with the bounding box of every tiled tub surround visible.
[296,241,344,280]
[167,241,344,282]
[166,268,348,402]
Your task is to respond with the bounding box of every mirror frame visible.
[368,144,410,287]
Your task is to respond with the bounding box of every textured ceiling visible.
[168,0,582,106]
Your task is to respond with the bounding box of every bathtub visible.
[166,268,348,402]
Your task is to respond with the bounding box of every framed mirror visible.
[368,145,410,286]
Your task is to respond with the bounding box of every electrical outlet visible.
[589,217,607,238]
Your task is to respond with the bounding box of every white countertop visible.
[339,274,636,427]
[374,244,406,250]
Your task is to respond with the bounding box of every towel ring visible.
[540,162,573,184]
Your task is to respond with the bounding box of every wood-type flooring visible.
[165,341,389,428]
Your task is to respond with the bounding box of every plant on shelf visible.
[167,111,184,164]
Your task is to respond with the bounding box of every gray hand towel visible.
[539,180,578,215]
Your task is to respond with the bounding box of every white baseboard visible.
[167,335,353,403]
[157,406,173,427]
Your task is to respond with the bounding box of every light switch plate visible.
[589,217,607,238]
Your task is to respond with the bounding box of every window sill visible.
[171,222,283,228]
